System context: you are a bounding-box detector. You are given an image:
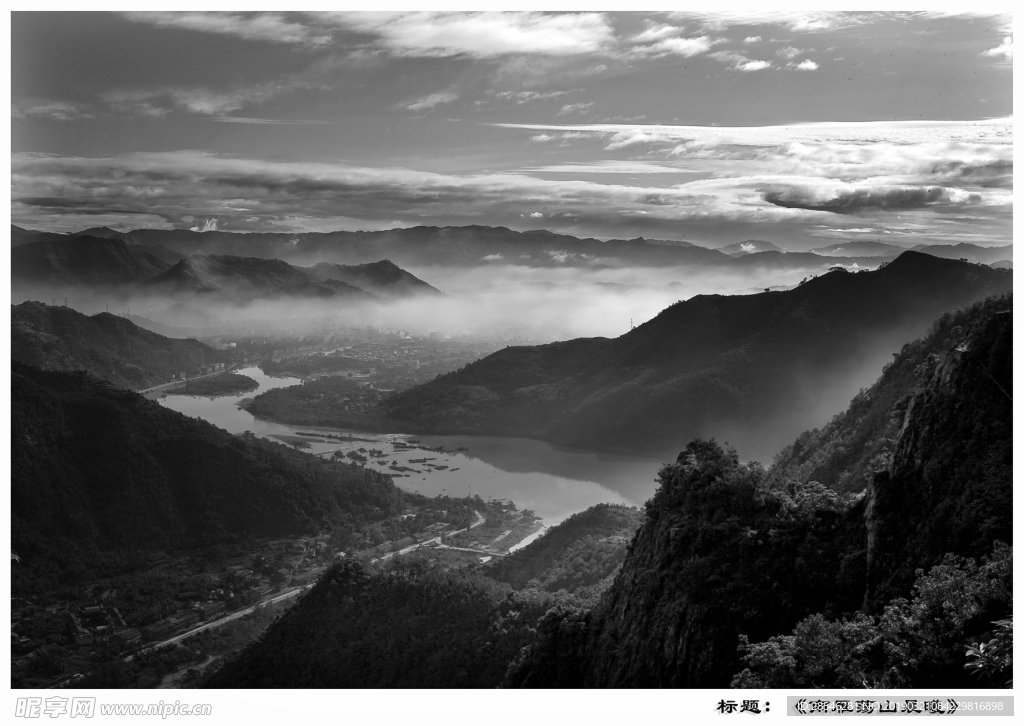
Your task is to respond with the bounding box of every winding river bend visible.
[157,367,664,525]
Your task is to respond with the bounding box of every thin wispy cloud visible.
[673,11,868,34]
[557,103,594,116]
[400,89,460,112]
[324,11,614,58]
[122,11,331,47]
[209,117,331,125]
[13,99,93,122]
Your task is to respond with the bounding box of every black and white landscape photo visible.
[9,9,1013,699]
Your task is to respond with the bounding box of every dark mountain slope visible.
[385,253,1011,461]
[11,235,171,285]
[769,294,1011,493]
[205,560,551,689]
[146,254,373,301]
[306,259,441,297]
[11,363,403,592]
[12,301,224,389]
[506,300,1012,688]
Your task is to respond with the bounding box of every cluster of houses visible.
[351,522,453,562]
[170,362,226,381]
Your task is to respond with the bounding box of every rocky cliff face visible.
[507,441,866,687]
[864,306,1012,608]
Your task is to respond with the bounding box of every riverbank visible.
[165,372,259,398]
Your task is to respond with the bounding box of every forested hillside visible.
[11,363,403,593]
[485,504,642,595]
[12,301,224,390]
[206,559,552,688]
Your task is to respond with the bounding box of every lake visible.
[157,367,666,525]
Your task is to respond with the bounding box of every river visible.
[157,367,665,525]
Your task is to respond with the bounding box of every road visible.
[138,365,237,397]
[374,511,485,562]
[130,586,305,658]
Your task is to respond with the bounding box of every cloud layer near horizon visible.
[13,116,1011,250]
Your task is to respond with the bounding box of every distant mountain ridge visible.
[810,240,909,257]
[383,252,1012,461]
[11,235,172,285]
[146,254,373,301]
[306,260,441,297]
[911,242,1013,265]
[11,232,441,300]
[718,239,784,256]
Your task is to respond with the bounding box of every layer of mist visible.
[12,257,835,342]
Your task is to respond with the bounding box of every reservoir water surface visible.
[158,367,665,525]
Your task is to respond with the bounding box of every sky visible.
[9,8,1014,250]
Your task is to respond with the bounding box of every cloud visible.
[671,11,867,34]
[492,118,1013,153]
[743,36,762,44]
[13,99,93,122]
[776,46,807,60]
[521,161,698,174]
[324,11,614,57]
[632,35,717,57]
[529,212,544,218]
[557,102,594,116]
[102,81,297,119]
[788,59,819,71]
[12,112,1012,250]
[399,89,460,112]
[495,90,571,104]
[121,11,331,46]
[710,50,772,71]
[633,23,684,43]
[209,117,329,125]
[761,185,955,213]
[983,36,1013,60]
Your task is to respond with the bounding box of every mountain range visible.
[11,234,441,301]
[718,239,784,256]
[382,252,1012,462]
[13,224,1013,272]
